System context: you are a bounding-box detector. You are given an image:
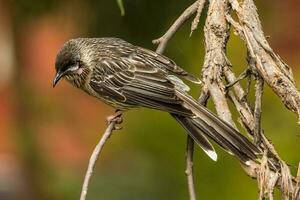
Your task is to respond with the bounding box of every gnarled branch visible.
[153,0,300,199]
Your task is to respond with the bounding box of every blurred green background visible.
[0,0,299,200]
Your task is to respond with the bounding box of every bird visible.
[53,37,259,163]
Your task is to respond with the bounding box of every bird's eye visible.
[76,60,82,68]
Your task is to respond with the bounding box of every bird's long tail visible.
[172,92,260,163]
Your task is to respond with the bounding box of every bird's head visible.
[53,39,92,87]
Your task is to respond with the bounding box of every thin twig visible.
[184,91,210,200]
[80,120,119,200]
[244,74,252,100]
[153,4,207,197]
[190,0,207,36]
[185,136,196,200]
[198,88,210,104]
[253,74,264,145]
[224,67,254,135]
[153,1,200,54]
[187,90,210,200]
[225,68,250,91]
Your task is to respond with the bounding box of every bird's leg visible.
[106,110,123,128]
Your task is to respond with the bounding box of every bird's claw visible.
[106,110,123,129]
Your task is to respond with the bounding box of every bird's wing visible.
[89,57,192,115]
[96,38,200,83]
[134,47,201,84]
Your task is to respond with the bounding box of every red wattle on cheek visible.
[77,68,83,75]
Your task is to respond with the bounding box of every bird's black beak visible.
[53,70,64,87]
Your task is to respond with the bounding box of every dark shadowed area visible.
[0,1,299,200]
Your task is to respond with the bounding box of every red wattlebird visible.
[53,37,259,163]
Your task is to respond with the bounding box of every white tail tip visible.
[206,150,218,161]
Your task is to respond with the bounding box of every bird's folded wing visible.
[134,47,201,84]
[89,57,192,116]
[91,37,200,83]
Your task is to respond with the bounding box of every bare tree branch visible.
[224,68,254,134]
[202,0,236,127]
[153,0,203,54]
[190,0,207,36]
[154,0,300,199]
[253,73,263,145]
[185,136,196,200]
[80,115,122,200]
[228,0,300,120]
[184,90,210,200]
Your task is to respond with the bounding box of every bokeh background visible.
[0,0,299,200]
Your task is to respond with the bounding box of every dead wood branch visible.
[153,0,205,54]
[185,136,197,200]
[202,0,236,127]
[80,115,122,200]
[154,0,300,199]
[190,0,207,36]
[228,0,300,120]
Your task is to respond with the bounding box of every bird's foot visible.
[106,110,123,129]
